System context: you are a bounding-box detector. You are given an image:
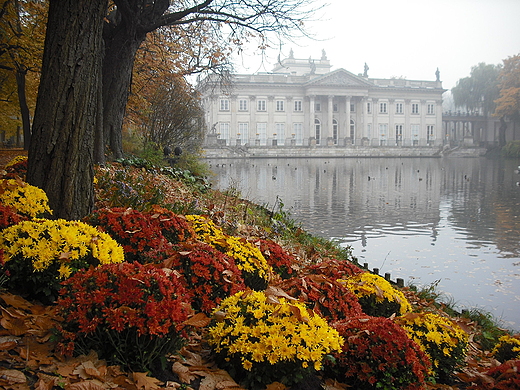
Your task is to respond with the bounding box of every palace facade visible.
[199,51,446,150]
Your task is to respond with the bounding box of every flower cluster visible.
[0,219,124,302]
[339,272,412,317]
[173,241,246,313]
[207,290,343,389]
[4,155,28,168]
[328,316,431,390]
[2,156,28,180]
[0,204,28,230]
[85,207,194,263]
[278,274,363,322]
[255,238,297,279]
[57,262,190,373]
[186,215,272,290]
[0,179,52,218]
[491,334,520,362]
[305,257,364,279]
[396,312,468,382]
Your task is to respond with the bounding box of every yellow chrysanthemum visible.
[0,179,52,217]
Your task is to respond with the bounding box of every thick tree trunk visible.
[27,0,107,220]
[14,68,31,150]
[102,20,145,160]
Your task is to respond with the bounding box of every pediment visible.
[306,69,373,87]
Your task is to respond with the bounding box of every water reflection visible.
[210,157,520,330]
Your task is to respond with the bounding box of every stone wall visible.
[202,145,487,159]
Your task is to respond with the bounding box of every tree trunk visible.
[498,116,507,148]
[14,68,31,149]
[102,19,145,160]
[27,0,107,220]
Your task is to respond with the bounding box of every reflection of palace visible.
[199,51,445,150]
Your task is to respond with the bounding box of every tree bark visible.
[101,11,147,160]
[27,0,107,220]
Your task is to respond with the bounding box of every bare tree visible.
[142,75,205,153]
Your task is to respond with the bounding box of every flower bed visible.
[0,219,124,302]
[57,262,191,373]
[329,316,431,390]
[207,290,343,389]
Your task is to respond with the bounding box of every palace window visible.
[257,100,266,111]
[395,124,403,142]
[275,123,285,137]
[294,100,302,111]
[367,102,372,113]
[220,99,229,111]
[380,102,387,114]
[219,122,230,142]
[333,103,338,112]
[395,103,403,114]
[350,102,356,112]
[411,103,419,114]
[238,122,249,139]
[427,125,434,143]
[315,102,321,111]
[256,122,267,145]
[276,100,285,111]
[427,104,435,115]
[238,99,248,111]
[293,123,303,144]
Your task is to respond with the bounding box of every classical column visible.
[309,95,316,145]
[327,95,334,145]
[419,99,427,146]
[372,98,379,146]
[249,96,256,145]
[267,96,274,145]
[286,96,293,146]
[404,99,411,146]
[388,98,395,146]
[345,96,351,145]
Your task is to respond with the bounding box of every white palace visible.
[199,51,446,153]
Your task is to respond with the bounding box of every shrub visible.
[340,272,412,317]
[0,179,52,218]
[396,312,468,382]
[186,215,272,290]
[255,238,297,280]
[328,316,431,390]
[501,140,520,158]
[207,290,343,390]
[57,262,191,374]
[305,257,364,280]
[0,219,124,302]
[94,164,166,210]
[278,274,363,322]
[173,241,246,313]
[492,334,520,362]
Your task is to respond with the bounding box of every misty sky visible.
[233,0,520,91]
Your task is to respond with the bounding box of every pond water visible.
[209,156,520,331]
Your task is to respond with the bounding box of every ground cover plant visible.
[0,152,518,390]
